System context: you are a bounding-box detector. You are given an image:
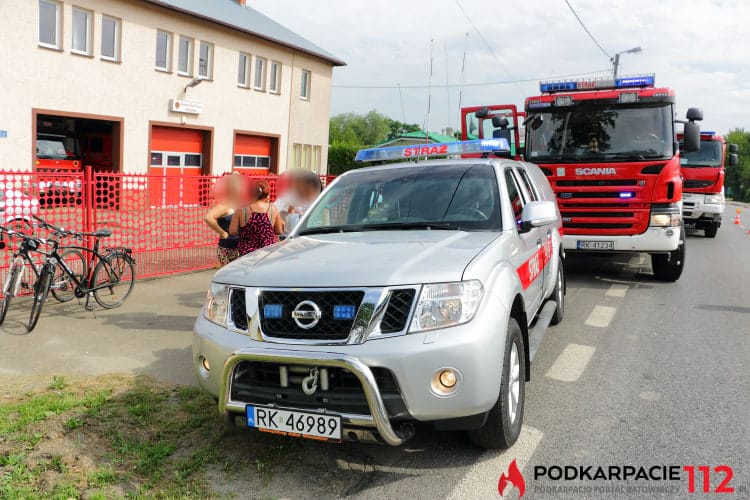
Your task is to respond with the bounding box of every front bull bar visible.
[219,348,406,446]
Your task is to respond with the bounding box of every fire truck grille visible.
[683,179,714,189]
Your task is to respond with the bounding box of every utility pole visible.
[611,46,642,78]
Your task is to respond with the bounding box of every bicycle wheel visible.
[28,266,53,332]
[0,257,24,325]
[50,249,87,303]
[92,252,135,309]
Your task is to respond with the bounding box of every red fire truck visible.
[677,131,738,238]
[518,74,702,281]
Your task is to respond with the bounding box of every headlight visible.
[704,194,723,205]
[204,283,229,327]
[409,280,484,333]
[650,213,681,227]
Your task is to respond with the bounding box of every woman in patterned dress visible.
[229,179,283,256]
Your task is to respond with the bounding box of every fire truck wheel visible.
[550,257,565,326]
[704,222,719,238]
[651,226,686,282]
[468,317,525,449]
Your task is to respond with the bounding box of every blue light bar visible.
[701,131,716,136]
[539,74,655,94]
[263,304,283,319]
[355,139,510,162]
[333,305,357,320]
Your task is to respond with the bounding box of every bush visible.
[327,143,363,176]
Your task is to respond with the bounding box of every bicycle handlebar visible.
[33,215,108,240]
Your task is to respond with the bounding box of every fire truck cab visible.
[678,131,738,238]
[522,74,702,281]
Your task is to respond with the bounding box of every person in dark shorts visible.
[230,179,283,256]
[204,173,243,266]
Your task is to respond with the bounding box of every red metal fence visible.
[0,168,335,279]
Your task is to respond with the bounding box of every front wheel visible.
[0,258,25,325]
[550,257,565,326]
[28,267,53,332]
[651,225,686,282]
[704,222,719,238]
[50,249,87,303]
[468,317,526,449]
[92,253,135,309]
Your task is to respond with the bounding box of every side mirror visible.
[686,107,703,122]
[728,153,739,167]
[729,143,739,154]
[520,200,558,233]
[475,107,489,119]
[683,121,701,153]
[530,116,544,131]
[492,116,510,128]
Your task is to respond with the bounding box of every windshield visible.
[36,136,80,160]
[298,164,501,234]
[679,139,722,167]
[526,103,673,162]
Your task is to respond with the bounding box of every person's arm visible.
[204,204,229,239]
[271,205,284,235]
[229,208,243,236]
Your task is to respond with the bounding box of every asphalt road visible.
[1,203,748,499]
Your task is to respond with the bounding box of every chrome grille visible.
[379,289,416,333]
[229,288,248,331]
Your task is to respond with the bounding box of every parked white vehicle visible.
[194,140,565,449]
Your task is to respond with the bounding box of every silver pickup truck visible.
[193,140,565,449]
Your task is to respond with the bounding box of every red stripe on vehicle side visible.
[516,239,555,290]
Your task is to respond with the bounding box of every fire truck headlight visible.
[704,194,723,205]
[409,281,483,333]
[650,213,681,227]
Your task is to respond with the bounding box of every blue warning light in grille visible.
[263,304,283,319]
[333,305,357,320]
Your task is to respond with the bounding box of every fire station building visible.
[0,0,344,175]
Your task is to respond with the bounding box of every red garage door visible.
[234,134,272,175]
[149,126,205,206]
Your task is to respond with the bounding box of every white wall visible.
[0,0,334,173]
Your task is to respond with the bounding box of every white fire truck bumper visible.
[563,226,681,253]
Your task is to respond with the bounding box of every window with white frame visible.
[300,69,311,100]
[234,155,271,169]
[292,143,302,169]
[178,36,193,75]
[292,143,321,170]
[238,53,249,87]
[38,0,61,49]
[254,57,267,90]
[101,15,121,61]
[269,61,282,93]
[313,145,322,172]
[198,42,213,79]
[71,7,93,55]
[155,30,172,71]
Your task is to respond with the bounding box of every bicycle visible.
[0,227,58,326]
[32,216,136,314]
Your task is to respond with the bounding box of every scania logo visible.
[291,301,322,329]
[576,167,617,175]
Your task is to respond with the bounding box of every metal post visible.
[612,53,621,79]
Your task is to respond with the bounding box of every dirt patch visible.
[0,374,325,499]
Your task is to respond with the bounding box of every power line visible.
[563,0,610,59]
[452,0,513,78]
[332,69,611,89]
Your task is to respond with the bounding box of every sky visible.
[253,0,750,135]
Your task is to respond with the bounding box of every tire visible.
[704,222,718,238]
[468,317,526,449]
[92,253,135,309]
[50,249,87,303]
[0,258,24,325]
[28,267,53,332]
[550,257,565,326]
[651,225,686,282]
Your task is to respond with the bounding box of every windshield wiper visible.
[296,225,367,236]
[601,152,667,161]
[359,222,462,231]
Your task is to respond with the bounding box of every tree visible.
[725,129,750,201]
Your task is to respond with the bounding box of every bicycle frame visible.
[53,240,130,295]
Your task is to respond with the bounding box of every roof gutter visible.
[142,0,346,67]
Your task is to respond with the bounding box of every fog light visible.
[439,370,457,388]
[431,368,461,396]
